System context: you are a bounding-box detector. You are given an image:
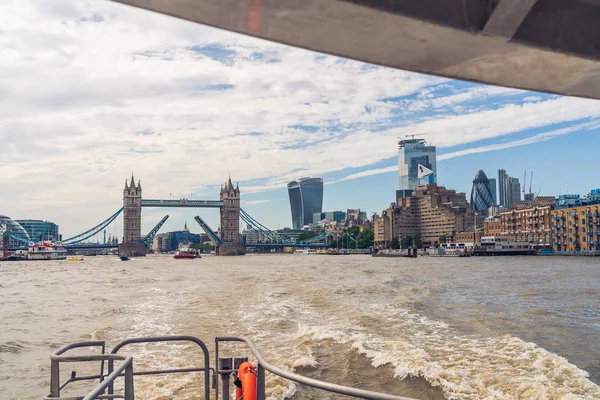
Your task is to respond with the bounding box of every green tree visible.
[297,232,317,241]
[439,234,447,244]
[356,228,374,249]
[391,237,400,249]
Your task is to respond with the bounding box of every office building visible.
[242,227,268,244]
[498,169,508,207]
[15,219,60,242]
[488,178,497,205]
[470,170,495,212]
[498,169,521,209]
[499,196,556,247]
[510,178,521,206]
[551,189,600,253]
[152,223,201,252]
[375,184,475,248]
[287,177,324,229]
[314,211,346,225]
[397,138,437,197]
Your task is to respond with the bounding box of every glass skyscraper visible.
[498,169,521,208]
[398,138,437,197]
[470,170,494,211]
[287,177,324,229]
[488,178,497,205]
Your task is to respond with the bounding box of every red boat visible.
[173,246,200,259]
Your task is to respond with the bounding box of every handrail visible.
[46,340,133,400]
[110,335,211,400]
[47,335,418,400]
[216,336,417,400]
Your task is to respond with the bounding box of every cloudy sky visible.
[1,0,600,240]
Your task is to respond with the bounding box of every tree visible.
[401,234,423,249]
[356,228,374,249]
[439,234,447,244]
[391,237,400,249]
[297,232,317,241]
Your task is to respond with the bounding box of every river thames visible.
[1,254,599,399]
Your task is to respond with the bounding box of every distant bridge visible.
[5,176,332,254]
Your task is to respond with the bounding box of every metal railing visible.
[45,335,417,400]
[216,336,416,400]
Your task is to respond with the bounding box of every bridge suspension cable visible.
[239,208,330,245]
[239,208,289,244]
[63,207,124,244]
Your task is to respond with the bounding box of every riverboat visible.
[473,236,535,256]
[27,241,67,260]
[293,249,317,255]
[174,246,200,259]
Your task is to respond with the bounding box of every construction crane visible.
[405,133,427,140]
[529,171,534,194]
[523,170,527,195]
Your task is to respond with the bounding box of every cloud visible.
[329,166,398,184]
[243,199,273,205]
[1,0,599,236]
[438,121,600,161]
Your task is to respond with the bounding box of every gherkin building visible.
[470,170,494,212]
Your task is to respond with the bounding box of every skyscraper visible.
[498,169,521,209]
[470,170,494,211]
[498,169,508,207]
[398,138,437,197]
[488,178,497,205]
[510,178,521,205]
[287,177,324,229]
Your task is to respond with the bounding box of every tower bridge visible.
[7,176,330,254]
[119,175,244,257]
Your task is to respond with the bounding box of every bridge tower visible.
[118,175,146,257]
[218,176,245,255]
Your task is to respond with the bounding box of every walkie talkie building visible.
[287,177,323,229]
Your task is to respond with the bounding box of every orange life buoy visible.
[236,362,256,400]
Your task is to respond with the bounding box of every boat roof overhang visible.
[111,0,600,100]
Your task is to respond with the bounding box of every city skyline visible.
[2,1,600,238]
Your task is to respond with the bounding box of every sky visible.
[1,0,600,240]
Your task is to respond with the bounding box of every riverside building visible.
[375,184,476,248]
[498,196,556,247]
[15,219,60,242]
[551,189,600,253]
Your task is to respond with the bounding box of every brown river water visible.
[1,254,599,399]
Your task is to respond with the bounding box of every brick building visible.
[375,184,476,248]
[498,196,555,247]
[551,190,600,253]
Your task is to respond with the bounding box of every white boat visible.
[293,249,317,255]
[27,241,67,260]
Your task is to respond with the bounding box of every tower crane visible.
[529,171,534,194]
